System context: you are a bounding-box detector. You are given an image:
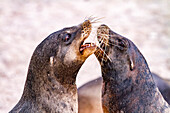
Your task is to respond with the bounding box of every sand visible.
[0,0,170,112]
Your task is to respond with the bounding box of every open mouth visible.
[79,41,96,54]
[79,19,96,55]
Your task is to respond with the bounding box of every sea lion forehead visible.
[97,24,130,51]
[97,24,110,34]
[59,20,92,36]
[58,26,80,35]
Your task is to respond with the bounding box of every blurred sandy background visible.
[0,0,170,112]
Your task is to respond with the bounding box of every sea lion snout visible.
[95,24,130,69]
[95,24,135,71]
[79,20,97,58]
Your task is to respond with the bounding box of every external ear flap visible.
[128,50,135,71]
[130,58,135,71]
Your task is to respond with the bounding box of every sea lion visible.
[78,77,103,113]
[94,24,170,113]
[9,19,96,113]
[152,73,170,104]
[78,73,170,113]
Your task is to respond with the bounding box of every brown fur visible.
[78,77,103,113]
[9,20,96,113]
[94,24,170,113]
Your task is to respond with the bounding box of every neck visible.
[102,61,168,112]
[15,67,78,113]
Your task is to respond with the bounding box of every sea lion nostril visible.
[97,35,101,39]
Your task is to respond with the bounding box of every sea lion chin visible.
[9,19,96,113]
[95,24,170,113]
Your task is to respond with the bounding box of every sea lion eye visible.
[119,41,126,47]
[63,33,71,42]
[118,39,127,48]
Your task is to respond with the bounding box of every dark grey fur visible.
[10,20,94,113]
[95,24,170,113]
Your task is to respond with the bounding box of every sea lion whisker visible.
[95,39,112,63]
[84,16,88,21]
[94,47,103,60]
[99,40,110,60]
[107,41,126,50]
[95,48,102,59]
[97,37,106,49]
[101,41,108,65]
[92,17,105,23]
[97,46,111,62]
[91,19,103,24]
[85,15,97,21]
[95,42,103,57]
[87,16,98,23]
[87,16,98,21]
[96,38,111,62]
[97,37,110,47]
[99,37,105,47]
[98,35,126,50]
[95,37,105,59]
[99,40,110,47]
[97,33,109,38]
[91,21,101,24]
[88,16,104,24]
[96,37,112,62]
[87,15,95,20]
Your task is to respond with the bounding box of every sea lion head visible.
[57,19,96,64]
[28,20,96,86]
[51,19,96,76]
[95,24,150,80]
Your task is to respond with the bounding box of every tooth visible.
[80,48,84,51]
[91,43,94,46]
[83,41,85,45]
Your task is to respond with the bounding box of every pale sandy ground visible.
[0,0,170,112]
